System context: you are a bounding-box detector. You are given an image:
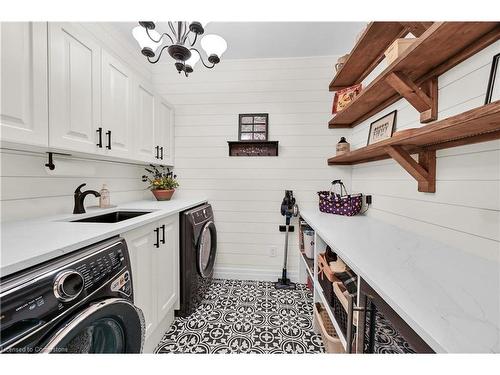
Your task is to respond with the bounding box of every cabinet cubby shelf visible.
[328,22,500,128]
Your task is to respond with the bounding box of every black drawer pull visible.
[161,224,166,244]
[154,227,160,248]
[160,147,164,160]
[96,127,103,148]
[155,145,159,159]
[106,130,111,150]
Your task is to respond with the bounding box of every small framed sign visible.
[238,113,268,141]
[485,53,500,104]
[332,84,362,114]
[367,110,397,145]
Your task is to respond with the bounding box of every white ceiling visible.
[110,22,367,60]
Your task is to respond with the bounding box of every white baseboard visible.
[213,266,299,283]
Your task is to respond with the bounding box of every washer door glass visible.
[197,221,217,278]
[42,298,144,354]
[60,317,124,353]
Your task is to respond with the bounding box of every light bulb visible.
[201,34,227,58]
[132,26,162,53]
[185,50,200,68]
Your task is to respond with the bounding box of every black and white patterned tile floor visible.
[155,279,325,354]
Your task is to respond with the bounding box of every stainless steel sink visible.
[71,211,152,223]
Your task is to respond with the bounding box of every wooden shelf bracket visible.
[385,72,438,123]
[385,145,436,192]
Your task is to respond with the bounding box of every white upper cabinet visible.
[155,97,175,166]
[101,50,134,158]
[48,23,101,153]
[135,82,157,163]
[0,22,48,147]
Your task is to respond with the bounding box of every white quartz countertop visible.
[0,197,207,278]
[300,208,500,353]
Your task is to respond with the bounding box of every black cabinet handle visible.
[161,224,166,244]
[96,127,103,148]
[106,130,111,150]
[160,147,164,160]
[155,145,159,159]
[154,227,160,248]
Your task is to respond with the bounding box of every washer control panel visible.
[190,205,213,225]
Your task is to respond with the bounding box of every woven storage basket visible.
[317,253,339,301]
[313,302,344,353]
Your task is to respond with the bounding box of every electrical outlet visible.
[269,246,277,257]
[366,195,372,205]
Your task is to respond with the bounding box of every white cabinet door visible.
[155,97,175,165]
[122,224,158,340]
[101,50,134,158]
[0,22,48,147]
[155,215,179,322]
[135,82,156,163]
[48,23,101,153]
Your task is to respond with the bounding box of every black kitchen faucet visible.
[73,183,100,214]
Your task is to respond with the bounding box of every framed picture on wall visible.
[485,53,500,104]
[367,110,397,145]
[238,114,269,140]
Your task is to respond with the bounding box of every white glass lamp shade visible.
[132,26,162,53]
[185,50,200,68]
[201,34,227,58]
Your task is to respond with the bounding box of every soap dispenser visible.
[99,184,111,208]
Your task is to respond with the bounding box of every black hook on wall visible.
[45,152,71,170]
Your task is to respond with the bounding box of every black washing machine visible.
[0,237,144,353]
[177,203,217,317]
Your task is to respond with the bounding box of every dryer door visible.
[41,298,144,353]
[196,221,217,278]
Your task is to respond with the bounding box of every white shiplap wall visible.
[153,56,351,281]
[0,150,148,222]
[350,41,500,260]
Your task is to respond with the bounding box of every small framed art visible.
[367,110,397,145]
[332,84,362,114]
[238,113,269,141]
[485,53,500,104]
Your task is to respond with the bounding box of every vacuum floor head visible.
[274,278,296,290]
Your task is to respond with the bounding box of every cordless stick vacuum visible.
[274,190,299,290]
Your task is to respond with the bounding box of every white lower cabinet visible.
[122,214,179,353]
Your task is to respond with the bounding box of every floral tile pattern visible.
[155,279,324,354]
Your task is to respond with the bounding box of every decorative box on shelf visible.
[227,140,279,156]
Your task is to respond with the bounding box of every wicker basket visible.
[317,253,339,299]
[313,302,345,353]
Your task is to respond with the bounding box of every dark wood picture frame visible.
[367,110,397,146]
[238,113,269,141]
[485,53,500,104]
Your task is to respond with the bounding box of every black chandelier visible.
[132,21,227,76]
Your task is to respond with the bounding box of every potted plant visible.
[142,165,179,201]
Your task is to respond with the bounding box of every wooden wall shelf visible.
[329,22,433,91]
[328,101,500,192]
[328,22,500,129]
[227,140,279,156]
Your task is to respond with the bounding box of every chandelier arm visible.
[168,22,177,41]
[190,32,198,47]
[181,22,189,44]
[146,44,170,64]
[145,27,174,45]
[190,48,216,69]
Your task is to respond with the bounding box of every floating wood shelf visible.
[329,22,433,91]
[227,140,279,156]
[328,22,500,129]
[328,101,500,192]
